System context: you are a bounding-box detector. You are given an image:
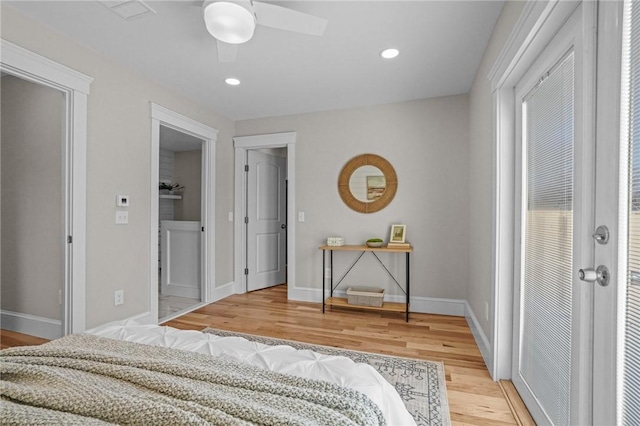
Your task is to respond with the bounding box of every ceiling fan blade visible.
[217,40,238,62]
[253,1,327,36]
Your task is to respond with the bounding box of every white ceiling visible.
[5,1,504,121]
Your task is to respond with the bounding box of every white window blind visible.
[521,51,574,426]
[620,0,640,423]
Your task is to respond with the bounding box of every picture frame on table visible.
[389,224,406,244]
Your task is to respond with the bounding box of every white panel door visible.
[246,150,286,292]
[161,220,201,299]
[513,4,597,425]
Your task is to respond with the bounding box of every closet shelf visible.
[159,194,182,200]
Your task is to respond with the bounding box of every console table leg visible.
[406,252,410,322]
[322,250,325,313]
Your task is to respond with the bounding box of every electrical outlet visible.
[115,210,128,224]
[485,301,489,321]
[298,212,305,222]
[114,290,124,306]
[228,212,233,222]
[325,268,331,278]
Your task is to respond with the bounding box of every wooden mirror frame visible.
[338,153,397,213]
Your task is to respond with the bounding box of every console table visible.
[319,245,412,321]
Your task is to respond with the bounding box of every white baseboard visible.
[465,301,493,374]
[124,311,154,325]
[125,281,236,326]
[404,295,466,316]
[288,287,466,317]
[213,281,235,301]
[1,310,63,340]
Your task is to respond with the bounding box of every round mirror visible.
[338,154,397,213]
[348,165,386,202]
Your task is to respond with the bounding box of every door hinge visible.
[245,164,249,172]
[244,217,249,224]
[67,235,73,244]
[244,268,249,275]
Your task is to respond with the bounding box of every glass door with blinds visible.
[512,4,596,425]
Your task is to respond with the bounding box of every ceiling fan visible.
[202,0,328,62]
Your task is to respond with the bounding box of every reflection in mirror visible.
[338,153,397,214]
[349,166,386,202]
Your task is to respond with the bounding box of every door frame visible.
[0,39,91,337]
[245,150,287,292]
[593,2,624,423]
[488,0,589,379]
[233,132,296,297]
[511,5,595,422]
[149,103,217,324]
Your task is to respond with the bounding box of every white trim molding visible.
[282,287,467,317]
[0,40,92,94]
[489,0,587,382]
[149,103,218,325]
[212,281,236,301]
[233,132,297,299]
[465,302,493,374]
[0,39,92,335]
[1,311,63,340]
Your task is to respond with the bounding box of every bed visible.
[1,320,416,425]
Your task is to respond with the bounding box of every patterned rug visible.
[202,328,451,426]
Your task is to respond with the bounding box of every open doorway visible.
[0,40,90,337]
[149,102,218,325]
[1,73,65,338]
[158,126,204,321]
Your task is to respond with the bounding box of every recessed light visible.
[380,48,399,59]
[225,77,241,86]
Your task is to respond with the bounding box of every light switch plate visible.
[116,195,129,207]
[298,212,305,222]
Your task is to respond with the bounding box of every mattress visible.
[86,321,416,426]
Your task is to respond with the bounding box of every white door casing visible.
[149,103,217,325]
[491,2,619,423]
[246,150,287,292]
[0,40,91,336]
[592,2,624,423]
[512,4,595,423]
[233,132,296,298]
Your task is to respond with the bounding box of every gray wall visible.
[1,75,64,320]
[2,1,527,335]
[237,95,470,301]
[467,1,525,338]
[2,4,236,328]
[174,150,202,222]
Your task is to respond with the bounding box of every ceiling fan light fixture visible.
[380,48,400,59]
[203,1,256,44]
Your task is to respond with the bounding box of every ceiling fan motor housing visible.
[203,0,256,44]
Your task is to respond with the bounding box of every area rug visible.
[202,328,450,426]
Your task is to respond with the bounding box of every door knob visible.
[281,224,287,229]
[578,265,610,287]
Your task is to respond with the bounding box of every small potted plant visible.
[159,182,185,195]
[366,238,384,248]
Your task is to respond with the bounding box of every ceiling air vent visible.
[99,1,156,21]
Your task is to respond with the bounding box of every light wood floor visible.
[165,285,534,426]
[1,284,534,425]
